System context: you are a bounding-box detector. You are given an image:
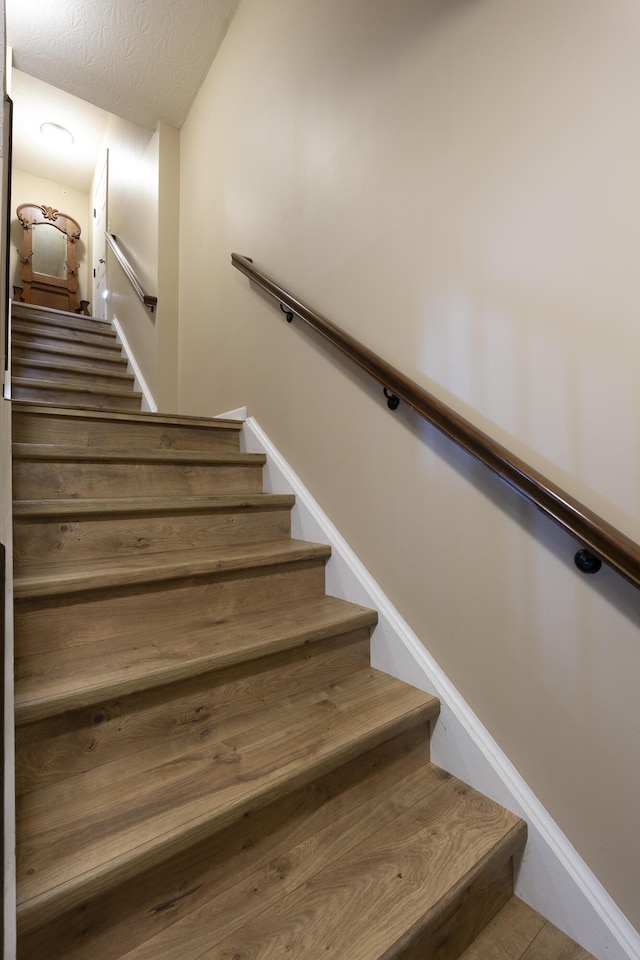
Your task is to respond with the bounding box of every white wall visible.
[178,0,640,932]
[10,168,90,306]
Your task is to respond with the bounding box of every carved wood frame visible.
[14,203,89,314]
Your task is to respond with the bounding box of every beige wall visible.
[155,121,180,412]
[10,168,91,306]
[102,116,179,408]
[178,0,640,929]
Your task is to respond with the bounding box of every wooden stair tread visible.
[11,308,568,958]
[459,896,595,959]
[11,399,148,415]
[11,400,243,429]
[16,669,439,927]
[11,315,116,338]
[13,493,294,517]
[11,324,123,350]
[11,338,127,365]
[12,302,110,331]
[11,314,118,336]
[16,730,434,959]
[13,443,262,464]
[12,378,141,399]
[13,538,332,597]
[13,357,135,381]
[121,770,524,960]
[15,595,377,723]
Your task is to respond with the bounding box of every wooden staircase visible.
[10,303,594,959]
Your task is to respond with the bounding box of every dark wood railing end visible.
[106,233,157,312]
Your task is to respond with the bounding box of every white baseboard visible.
[214,406,247,421]
[111,317,157,413]
[242,414,640,960]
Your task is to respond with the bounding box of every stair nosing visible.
[12,444,264,464]
[14,599,379,724]
[378,818,527,960]
[11,401,244,429]
[12,358,135,382]
[11,326,123,351]
[11,302,111,326]
[11,341,127,366]
[12,312,117,332]
[13,539,332,598]
[11,378,142,399]
[13,494,295,518]
[16,687,438,932]
[12,323,114,338]
[11,316,117,339]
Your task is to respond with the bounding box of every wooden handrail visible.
[232,252,640,590]
[105,233,157,312]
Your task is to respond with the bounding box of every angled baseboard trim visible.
[214,406,247,421]
[111,316,157,413]
[240,412,640,960]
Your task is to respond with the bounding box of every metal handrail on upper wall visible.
[105,232,157,313]
[231,252,640,591]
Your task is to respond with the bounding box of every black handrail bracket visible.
[231,252,640,590]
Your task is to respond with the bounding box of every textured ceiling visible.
[6,0,241,131]
[11,70,110,192]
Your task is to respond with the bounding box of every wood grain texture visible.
[13,448,264,499]
[12,406,241,451]
[13,495,294,569]
[12,359,135,387]
[11,381,142,411]
[378,858,513,960]
[84,759,449,960]
[11,312,117,340]
[11,401,243,427]
[16,726,433,960]
[17,669,438,930]
[13,445,262,464]
[459,897,596,960]
[14,539,330,598]
[181,776,524,960]
[14,493,285,516]
[11,304,115,337]
[15,555,329,665]
[12,340,128,370]
[15,595,377,725]
[233,252,640,589]
[11,322,123,351]
[16,627,373,792]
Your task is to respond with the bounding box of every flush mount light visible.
[40,122,74,147]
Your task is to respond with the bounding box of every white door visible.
[92,149,109,319]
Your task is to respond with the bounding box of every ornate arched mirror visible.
[14,203,90,315]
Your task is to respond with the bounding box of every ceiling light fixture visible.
[40,122,74,147]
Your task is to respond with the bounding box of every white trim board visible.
[111,316,157,413]
[214,406,247,421]
[240,413,640,960]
